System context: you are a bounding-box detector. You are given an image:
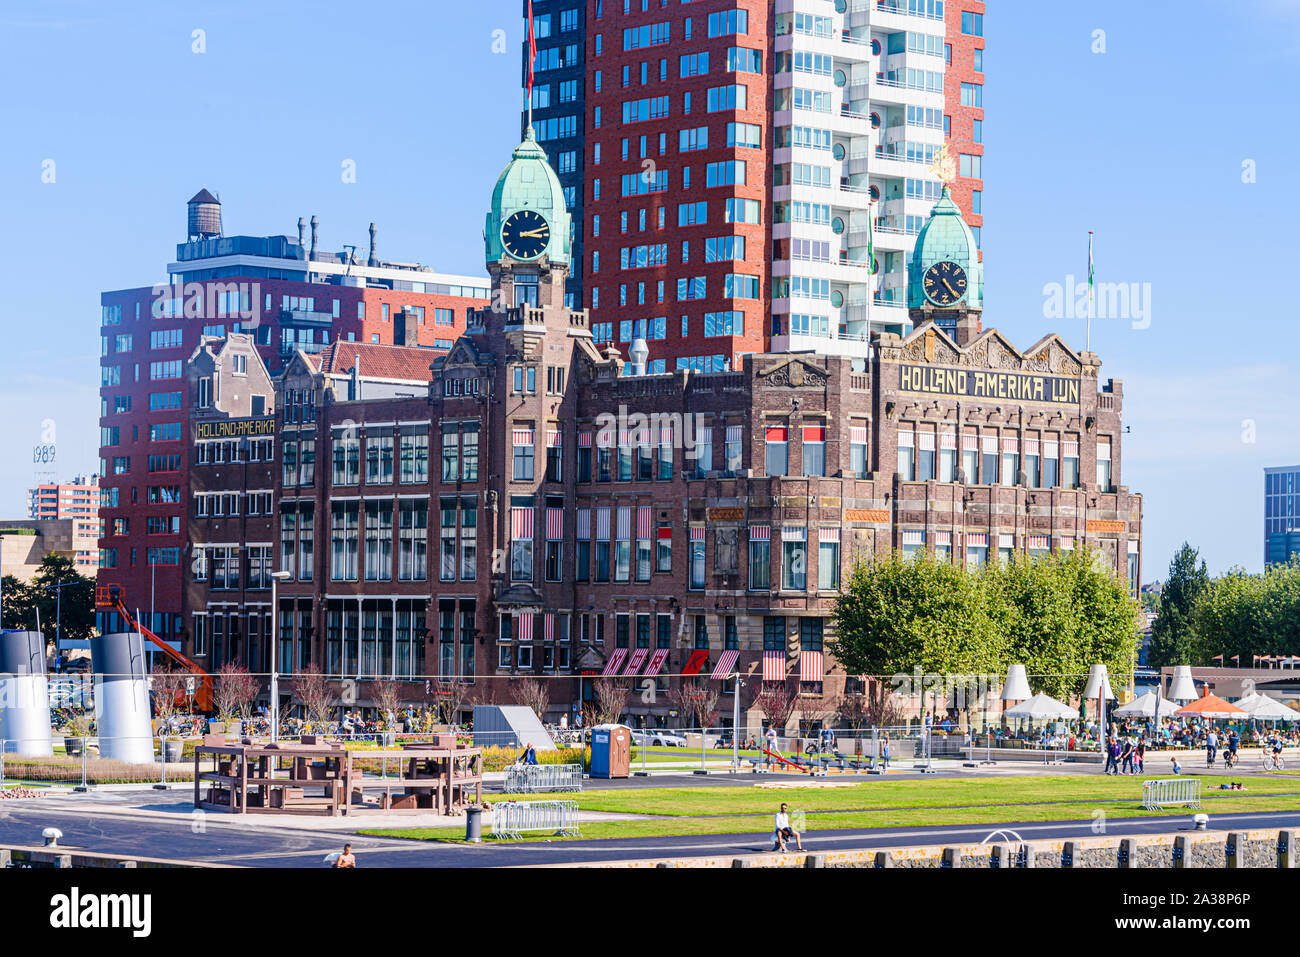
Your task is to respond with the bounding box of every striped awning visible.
[850,426,868,444]
[762,649,785,682]
[1028,535,1050,550]
[512,428,534,447]
[617,506,631,540]
[683,648,710,677]
[602,648,628,676]
[511,507,534,539]
[819,527,839,543]
[659,426,675,445]
[1063,441,1079,456]
[750,525,770,541]
[577,507,591,539]
[800,649,824,684]
[515,613,533,642]
[1001,437,1019,453]
[1024,439,1040,456]
[543,613,555,642]
[657,525,673,540]
[963,434,979,451]
[637,505,652,539]
[710,649,739,679]
[595,507,611,541]
[967,532,989,547]
[545,508,563,540]
[623,647,649,676]
[578,431,593,448]
[690,526,706,542]
[547,430,562,448]
[940,431,957,450]
[643,648,670,677]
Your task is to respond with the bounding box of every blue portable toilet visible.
[590,724,632,779]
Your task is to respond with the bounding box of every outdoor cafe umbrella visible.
[1232,693,1300,721]
[1174,694,1247,720]
[1112,690,1178,719]
[1004,693,1080,720]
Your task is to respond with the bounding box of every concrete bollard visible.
[804,853,824,869]
[732,858,751,868]
[942,847,964,869]
[874,851,894,868]
[1279,830,1295,869]
[1021,842,1037,868]
[1062,841,1078,868]
[1173,835,1189,869]
[1225,832,1241,869]
[1118,838,1135,869]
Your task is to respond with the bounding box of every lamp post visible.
[269,571,293,743]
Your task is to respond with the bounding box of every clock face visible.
[500,209,550,262]
[923,261,968,306]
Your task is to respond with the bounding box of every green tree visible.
[828,548,1005,681]
[1193,558,1300,662]
[1147,543,1209,668]
[0,556,97,648]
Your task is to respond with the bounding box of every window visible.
[749,528,770,590]
[1097,440,1113,491]
[818,529,839,590]
[802,425,825,477]
[513,428,535,481]
[707,9,747,37]
[897,430,915,481]
[765,426,788,477]
[782,528,807,590]
[961,11,983,36]
[689,529,706,589]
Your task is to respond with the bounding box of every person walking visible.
[880,731,890,770]
[1103,736,1120,775]
[1120,737,1134,775]
[1135,735,1146,774]
[772,803,803,853]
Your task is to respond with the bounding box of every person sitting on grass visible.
[773,803,803,853]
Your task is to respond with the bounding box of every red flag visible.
[527,1,537,102]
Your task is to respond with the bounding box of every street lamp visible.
[269,570,293,744]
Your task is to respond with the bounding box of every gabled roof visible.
[188,188,219,204]
[310,341,439,384]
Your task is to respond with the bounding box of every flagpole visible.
[526,0,536,132]
[1086,230,1094,354]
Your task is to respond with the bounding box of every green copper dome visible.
[484,126,572,266]
[907,187,983,310]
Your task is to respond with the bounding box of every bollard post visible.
[1062,841,1078,868]
[465,806,482,843]
[804,853,824,869]
[76,736,89,792]
[874,851,894,868]
[942,847,964,869]
[1225,832,1241,869]
[731,858,751,868]
[1279,830,1295,869]
[0,740,5,785]
[1021,842,1037,868]
[1173,835,1189,869]
[1118,838,1135,869]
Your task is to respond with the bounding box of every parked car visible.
[631,729,688,747]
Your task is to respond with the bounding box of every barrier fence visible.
[1142,778,1201,811]
[492,800,581,840]
[504,763,584,793]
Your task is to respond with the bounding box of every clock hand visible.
[518,229,548,238]
[942,278,959,296]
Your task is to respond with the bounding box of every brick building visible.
[26,474,100,571]
[174,126,1140,732]
[529,0,987,370]
[97,191,489,643]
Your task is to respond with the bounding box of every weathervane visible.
[929,144,957,187]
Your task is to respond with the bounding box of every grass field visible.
[359,774,1300,844]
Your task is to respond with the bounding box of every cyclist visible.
[1224,729,1240,768]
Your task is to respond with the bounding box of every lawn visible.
[358,774,1300,844]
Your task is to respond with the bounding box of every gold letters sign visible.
[899,364,1081,404]
[1086,519,1126,535]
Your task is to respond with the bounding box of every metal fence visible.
[1142,778,1201,811]
[504,763,584,794]
[492,800,581,840]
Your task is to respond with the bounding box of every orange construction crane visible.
[96,585,213,711]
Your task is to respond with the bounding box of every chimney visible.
[952,312,981,347]
[368,222,378,267]
[395,309,419,348]
[310,215,319,260]
[297,217,306,251]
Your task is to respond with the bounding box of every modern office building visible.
[525,0,986,370]
[1264,465,1300,567]
[172,120,1138,732]
[27,474,101,571]
[97,191,490,642]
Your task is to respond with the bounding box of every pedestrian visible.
[772,803,803,853]
[1103,736,1119,775]
[1120,737,1134,775]
[881,731,890,770]
[1206,728,1218,767]
[333,843,357,868]
[765,725,778,766]
[1135,736,1146,774]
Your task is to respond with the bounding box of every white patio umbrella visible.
[1004,693,1080,720]
[1112,690,1178,718]
[1232,693,1300,721]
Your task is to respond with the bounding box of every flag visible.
[526,1,537,103]
[1087,231,1095,316]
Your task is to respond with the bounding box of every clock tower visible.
[482,125,573,313]
[907,186,984,345]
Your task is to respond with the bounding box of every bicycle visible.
[1221,749,1238,770]
[1261,750,1286,772]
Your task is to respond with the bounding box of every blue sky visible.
[0,0,1295,577]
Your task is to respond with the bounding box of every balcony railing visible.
[873,0,945,22]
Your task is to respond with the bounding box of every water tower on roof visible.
[187,188,222,241]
